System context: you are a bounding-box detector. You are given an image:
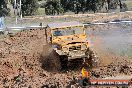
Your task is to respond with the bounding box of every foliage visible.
[22,0,39,16]
[44,0,128,15]
[121,3,128,12]
[0,0,10,17]
[45,0,64,15]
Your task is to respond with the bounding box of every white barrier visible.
[1,20,132,32]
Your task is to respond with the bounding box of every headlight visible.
[63,47,68,52]
[81,44,87,50]
[52,45,61,50]
[52,45,58,48]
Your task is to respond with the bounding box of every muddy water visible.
[86,23,132,59]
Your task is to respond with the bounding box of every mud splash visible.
[86,23,132,59]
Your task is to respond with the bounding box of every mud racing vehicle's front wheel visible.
[84,48,100,68]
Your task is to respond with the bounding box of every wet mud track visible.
[0,23,132,88]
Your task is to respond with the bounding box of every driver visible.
[54,30,62,36]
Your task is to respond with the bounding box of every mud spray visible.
[0,23,132,87]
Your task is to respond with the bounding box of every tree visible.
[0,0,10,17]
[45,0,64,15]
[45,0,125,15]
[106,0,123,10]
[121,3,128,12]
[22,0,39,16]
[119,0,122,11]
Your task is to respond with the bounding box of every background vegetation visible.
[0,0,10,17]
[0,0,131,17]
[43,0,128,15]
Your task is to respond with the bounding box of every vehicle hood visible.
[52,34,88,46]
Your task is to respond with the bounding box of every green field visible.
[123,0,132,10]
[37,8,45,16]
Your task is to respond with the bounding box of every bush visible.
[0,8,10,17]
[0,0,10,17]
[22,0,39,16]
[121,3,128,12]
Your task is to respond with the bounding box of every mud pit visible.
[0,23,132,88]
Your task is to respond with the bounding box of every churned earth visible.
[0,14,132,88]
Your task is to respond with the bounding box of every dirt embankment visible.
[0,29,48,87]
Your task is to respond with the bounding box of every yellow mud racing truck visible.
[45,21,98,70]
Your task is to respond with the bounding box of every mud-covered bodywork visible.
[46,21,90,60]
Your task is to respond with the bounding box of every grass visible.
[124,1,132,7]
[123,1,132,10]
[36,8,45,16]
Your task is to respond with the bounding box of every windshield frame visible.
[51,26,85,37]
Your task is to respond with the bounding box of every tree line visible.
[45,0,128,15]
[0,0,10,17]
[0,0,128,17]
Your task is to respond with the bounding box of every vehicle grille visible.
[69,45,81,51]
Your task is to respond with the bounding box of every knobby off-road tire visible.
[60,55,68,70]
[85,48,100,68]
